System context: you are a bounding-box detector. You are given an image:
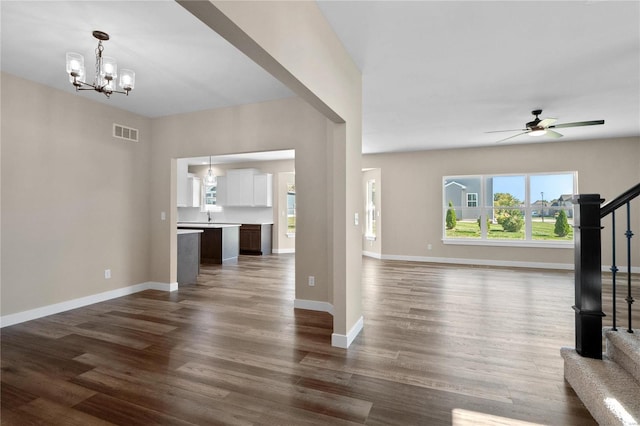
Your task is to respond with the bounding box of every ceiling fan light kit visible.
[488,109,605,143]
[66,30,135,98]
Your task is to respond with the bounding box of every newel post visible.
[572,194,605,359]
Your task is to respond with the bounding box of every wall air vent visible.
[113,123,139,142]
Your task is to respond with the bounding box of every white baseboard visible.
[363,250,382,259]
[331,315,364,349]
[273,248,295,254]
[0,281,177,328]
[146,281,179,292]
[294,299,333,315]
[381,254,574,270]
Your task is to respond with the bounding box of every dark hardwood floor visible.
[3,254,636,425]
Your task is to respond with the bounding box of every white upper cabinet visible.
[176,159,200,208]
[253,173,273,207]
[221,168,272,207]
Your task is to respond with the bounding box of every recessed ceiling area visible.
[1,1,638,154]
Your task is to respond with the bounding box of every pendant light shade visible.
[206,156,216,185]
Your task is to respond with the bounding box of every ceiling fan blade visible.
[538,118,557,128]
[485,129,527,134]
[546,129,563,138]
[495,131,529,143]
[549,120,605,129]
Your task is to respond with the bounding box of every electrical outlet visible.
[308,276,315,286]
[354,213,359,225]
[427,244,432,250]
[104,269,111,279]
[161,211,166,221]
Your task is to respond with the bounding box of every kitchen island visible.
[177,229,203,284]
[177,223,240,264]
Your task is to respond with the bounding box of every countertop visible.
[177,223,241,229]
[178,222,273,226]
[177,229,204,235]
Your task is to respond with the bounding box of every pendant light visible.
[205,156,216,185]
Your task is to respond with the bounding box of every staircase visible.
[562,329,640,425]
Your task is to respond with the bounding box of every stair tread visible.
[562,347,640,426]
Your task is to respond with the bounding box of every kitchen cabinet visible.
[253,174,273,207]
[225,169,255,206]
[178,224,240,264]
[239,224,272,255]
[221,168,272,207]
[177,230,202,284]
[177,159,200,207]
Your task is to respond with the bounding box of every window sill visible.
[442,239,573,249]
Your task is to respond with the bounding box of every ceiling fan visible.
[487,109,605,143]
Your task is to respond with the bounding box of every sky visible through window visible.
[493,174,574,202]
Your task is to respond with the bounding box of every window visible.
[365,179,377,239]
[287,183,296,236]
[467,193,478,207]
[202,178,222,212]
[443,172,576,246]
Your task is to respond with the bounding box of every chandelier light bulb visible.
[119,69,135,91]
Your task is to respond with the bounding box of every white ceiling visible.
[1,1,639,156]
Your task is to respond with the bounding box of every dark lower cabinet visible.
[239,224,272,255]
[178,226,239,264]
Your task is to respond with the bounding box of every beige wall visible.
[363,137,640,269]
[1,73,152,316]
[179,1,363,338]
[149,97,331,304]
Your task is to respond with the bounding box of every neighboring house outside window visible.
[287,183,296,236]
[365,179,376,240]
[443,172,576,245]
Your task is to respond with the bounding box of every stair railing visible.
[573,183,639,359]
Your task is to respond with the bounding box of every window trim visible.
[365,179,377,240]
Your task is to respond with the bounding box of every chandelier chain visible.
[95,41,103,88]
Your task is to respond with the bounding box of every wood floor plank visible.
[3,254,631,424]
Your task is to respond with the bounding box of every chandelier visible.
[66,31,135,98]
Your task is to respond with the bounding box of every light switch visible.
[161,211,166,221]
[354,213,359,225]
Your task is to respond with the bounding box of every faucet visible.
[207,211,212,223]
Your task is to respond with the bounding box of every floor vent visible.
[113,123,139,142]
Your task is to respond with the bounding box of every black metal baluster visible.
[611,210,617,331]
[625,202,634,333]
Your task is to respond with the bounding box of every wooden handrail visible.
[601,182,640,218]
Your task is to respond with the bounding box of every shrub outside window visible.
[443,172,576,245]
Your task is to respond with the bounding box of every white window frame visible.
[442,172,577,248]
[466,193,478,208]
[286,183,296,237]
[365,179,377,240]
